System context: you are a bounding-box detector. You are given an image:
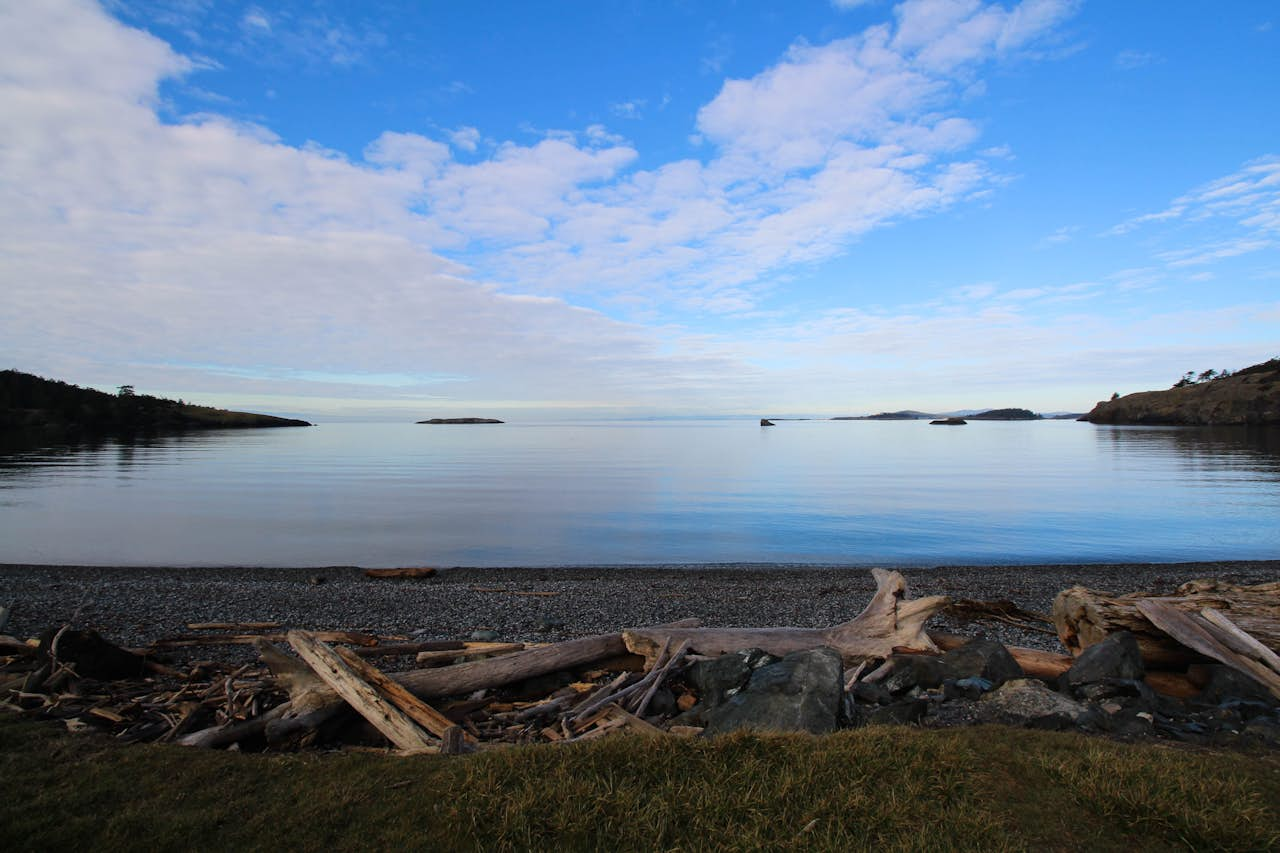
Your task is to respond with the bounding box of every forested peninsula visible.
[0,370,312,434]
[1081,358,1280,425]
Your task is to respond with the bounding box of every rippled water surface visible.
[1,420,1277,566]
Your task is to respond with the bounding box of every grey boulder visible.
[703,647,843,736]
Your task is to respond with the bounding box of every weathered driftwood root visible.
[622,569,950,666]
[1053,579,1280,668]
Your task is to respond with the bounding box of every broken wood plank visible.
[331,645,475,744]
[363,567,438,580]
[286,630,436,752]
[440,725,467,755]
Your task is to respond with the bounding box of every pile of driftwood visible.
[1,570,1277,753]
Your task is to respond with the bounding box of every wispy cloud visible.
[1114,49,1158,70]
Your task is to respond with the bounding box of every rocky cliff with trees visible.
[1081,358,1280,425]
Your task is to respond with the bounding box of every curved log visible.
[623,569,950,666]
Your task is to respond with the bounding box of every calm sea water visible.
[0,420,1277,567]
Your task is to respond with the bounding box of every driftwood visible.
[287,631,437,752]
[1135,602,1280,700]
[255,627,697,747]
[1053,579,1280,668]
[151,630,379,649]
[623,569,949,666]
[330,645,474,744]
[363,567,437,580]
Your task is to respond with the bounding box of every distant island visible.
[967,408,1042,421]
[416,417,504,425]
[0,370,312,434]
[831,408,1042,421]
[1081,358,1280,425]
[831,410,934,421]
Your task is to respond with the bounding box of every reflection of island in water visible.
[1094,425,1280,477]
[0,429,239,488]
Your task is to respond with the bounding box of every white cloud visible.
[7,0,1182,416]
[831,0,878,9]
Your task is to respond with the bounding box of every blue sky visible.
[1,0,1277,419]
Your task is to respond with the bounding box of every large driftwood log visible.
[1053,579,1280,668]
[623,569,949,666]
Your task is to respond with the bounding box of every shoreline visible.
[3,559,1278,656]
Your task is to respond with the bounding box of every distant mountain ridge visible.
[0,370,312,433]
[1081,358,1280,425]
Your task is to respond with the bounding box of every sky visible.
[1,0,1277,420]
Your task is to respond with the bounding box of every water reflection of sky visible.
[0,421,1277,566]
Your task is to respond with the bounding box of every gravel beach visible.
[3,560,1278,657]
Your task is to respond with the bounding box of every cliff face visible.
[1081,360,1280,425]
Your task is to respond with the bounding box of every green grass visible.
[3,714,1278,852]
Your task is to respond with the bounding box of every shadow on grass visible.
[2,714,1277,851]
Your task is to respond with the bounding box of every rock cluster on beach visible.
[658,633,1280,746]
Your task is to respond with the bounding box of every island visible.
[831,410,935,421]
[416,418,504,425]
[1080,358,1280,425]
[0,369,312,434]
[930,417,967,425]
[968,408,1042,421]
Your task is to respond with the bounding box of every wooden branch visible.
[1053,579,1280,667]
[623,569,950,666]
[177,704,288,748]
[1135,601,1280,700]
[631,640,690,718]
[414,642,525,665]
[354,641,465,658]
[287,631,437,752]
[151,630,379,649]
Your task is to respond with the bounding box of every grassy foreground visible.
[3,714,1278,852]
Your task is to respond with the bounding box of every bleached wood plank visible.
[287,630,437,752]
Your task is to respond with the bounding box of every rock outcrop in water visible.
[0,369,312,434]
[1081,358,1280,426]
